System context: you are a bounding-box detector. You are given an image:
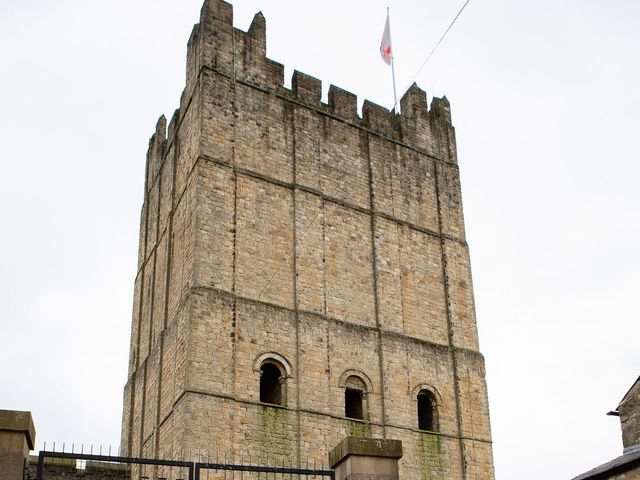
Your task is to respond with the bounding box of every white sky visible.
[1,1,639,479]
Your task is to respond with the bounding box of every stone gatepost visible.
[0,410,36,480]
[329,436,403,480]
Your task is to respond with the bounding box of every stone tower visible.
[120,1,495,478]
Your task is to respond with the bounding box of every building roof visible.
[572,449,640,480]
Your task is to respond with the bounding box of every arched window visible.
[344,375,367,420]
[253,352,292,406]
[260,362,284,405]
[417,389,438,431]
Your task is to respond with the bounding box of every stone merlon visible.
[160,0,457,161]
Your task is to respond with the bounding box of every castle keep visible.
[120,1,495,478]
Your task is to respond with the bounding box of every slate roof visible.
[572,449,640,480]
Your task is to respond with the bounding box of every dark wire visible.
[395,0,471,110]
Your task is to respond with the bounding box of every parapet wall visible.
[143,0,457,195]
[191,0,455,142]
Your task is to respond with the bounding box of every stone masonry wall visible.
[620,379,640,450]
[27,458,130,480]
[121,1,494,479]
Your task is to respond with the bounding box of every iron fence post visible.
[36,451,44,480]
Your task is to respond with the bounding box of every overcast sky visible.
[1,1,639,479]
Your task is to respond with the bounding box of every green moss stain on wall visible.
[418,432,444,480]
[257,405,291,459]
[347,420,372,438]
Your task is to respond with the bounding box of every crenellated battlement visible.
[172,0,454,152]
[144,115,167,192]
[143,0,458,195]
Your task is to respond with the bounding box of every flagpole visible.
[388,7,400,114]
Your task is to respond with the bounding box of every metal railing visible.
[36,450,193,480]
[195,458,334,480]
[35,448,334,480]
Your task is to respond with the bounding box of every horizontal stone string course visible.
[164,389,493,444]
[132,148,469,291]
[121,1,494,479]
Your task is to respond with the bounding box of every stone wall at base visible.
[26,457,130,480]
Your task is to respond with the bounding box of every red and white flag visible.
[380,13,392,65]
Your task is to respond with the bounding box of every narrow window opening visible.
[260,362,282,405]
[345,388,364,420]
[417,390,437,431]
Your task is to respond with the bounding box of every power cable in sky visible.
[394,0,471,110]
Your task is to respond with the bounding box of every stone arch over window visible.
[253,352,292,406]
[339,370,373,421]
[412,384,441,432]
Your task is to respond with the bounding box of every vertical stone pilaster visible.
[0,410,35,480]
[329,437,402,480]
